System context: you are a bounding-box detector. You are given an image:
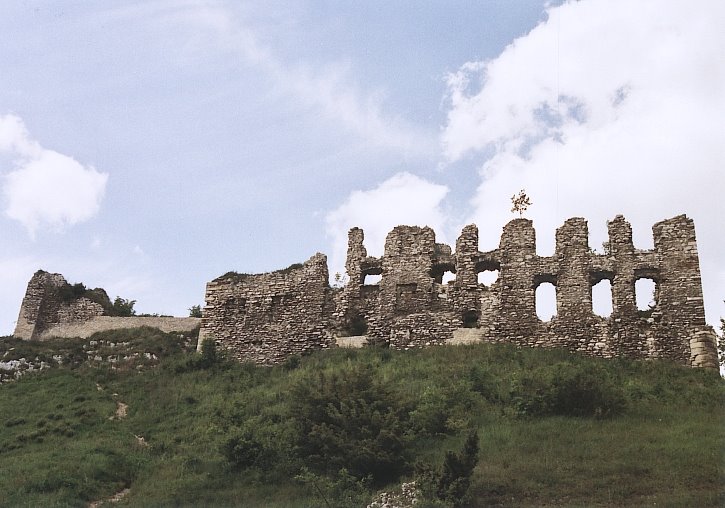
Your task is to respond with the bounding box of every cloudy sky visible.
[1,0,723,335]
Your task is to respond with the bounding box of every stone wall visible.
[200,214,717,369]
[35,316,200,340]
[13,270,199,340]
[198,253,335,364]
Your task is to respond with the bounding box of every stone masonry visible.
[198,254,335,364]
[199,215,719,369]
[13,270,199,340]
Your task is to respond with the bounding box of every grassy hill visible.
[0,328,723,507]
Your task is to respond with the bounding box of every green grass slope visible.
[0,328,723,507]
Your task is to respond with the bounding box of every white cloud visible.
[325,172,449,275]
[441,0,725,326]
[170,1,435,156]
[0,114,108,236]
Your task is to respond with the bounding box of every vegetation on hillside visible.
[0,328,723,507]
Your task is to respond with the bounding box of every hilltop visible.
[1,326,723,507]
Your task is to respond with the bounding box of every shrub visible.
[417,430,480,508]
[511,362,626,418]
[290,364,411,483]
[295,467,369,508]
[110,297,136,317]
[200,339,218,367]
[221,429,265,470]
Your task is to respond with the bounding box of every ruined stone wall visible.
[35,317,200,340]
[199,253,335,364]
[159,213,715,370]
[337,214,718,369]
[13,271,198,340]
[14,271,105,340]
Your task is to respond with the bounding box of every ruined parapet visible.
[454,224,479,288]
[199,253,334,364]
[496,219,539,341]
[555,218,591,321]
[607,215,638,320]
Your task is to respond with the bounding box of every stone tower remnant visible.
[199,214,719,370]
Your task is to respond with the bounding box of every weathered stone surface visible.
[199,214,718,369]
[38,316,200,339]
[198,253,335,364]
[12,270,199,340]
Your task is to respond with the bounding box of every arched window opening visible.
[363,273,382,285]
[477,270,499,286]
[592,279,613,317]
[635,278,657,316]
[535,282,557,322]
[441,271,456,284]
[462,310,479,328]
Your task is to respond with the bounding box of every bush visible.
[417,430,480,508]
[110,297,136,317]
[290,364,411,483]
[221,429,265,470]
[200,339,218,367]
[511,362,626,418]
[295,467,369,508]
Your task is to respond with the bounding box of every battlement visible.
[199,215,718,369]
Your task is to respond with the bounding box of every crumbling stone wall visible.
[338,214,718,369]
[13,271,199,340]
[201,214,717,369]
[198,253,335,364]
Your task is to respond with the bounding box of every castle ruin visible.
[198,214,719,369]
[13,271,200,340]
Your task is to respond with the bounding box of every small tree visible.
[417,430,480,507]
[188,305,203,318]
[510,189,532,217]
[111,297,136,317]
[332,272,348,289]
[200,338,218,367]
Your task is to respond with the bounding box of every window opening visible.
[535,282,557,322]
[462,310,479,328]
[591,279,613,317]
[441,271,456,284]
[430,264,455,284]
[363,273,382,285]
[477,270,499,286]
[635,278,657,315]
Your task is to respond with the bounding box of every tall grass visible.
[0,330,722,507]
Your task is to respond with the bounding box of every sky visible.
[1,0,723,336]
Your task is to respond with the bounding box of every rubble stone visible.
[199,214,718,369]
